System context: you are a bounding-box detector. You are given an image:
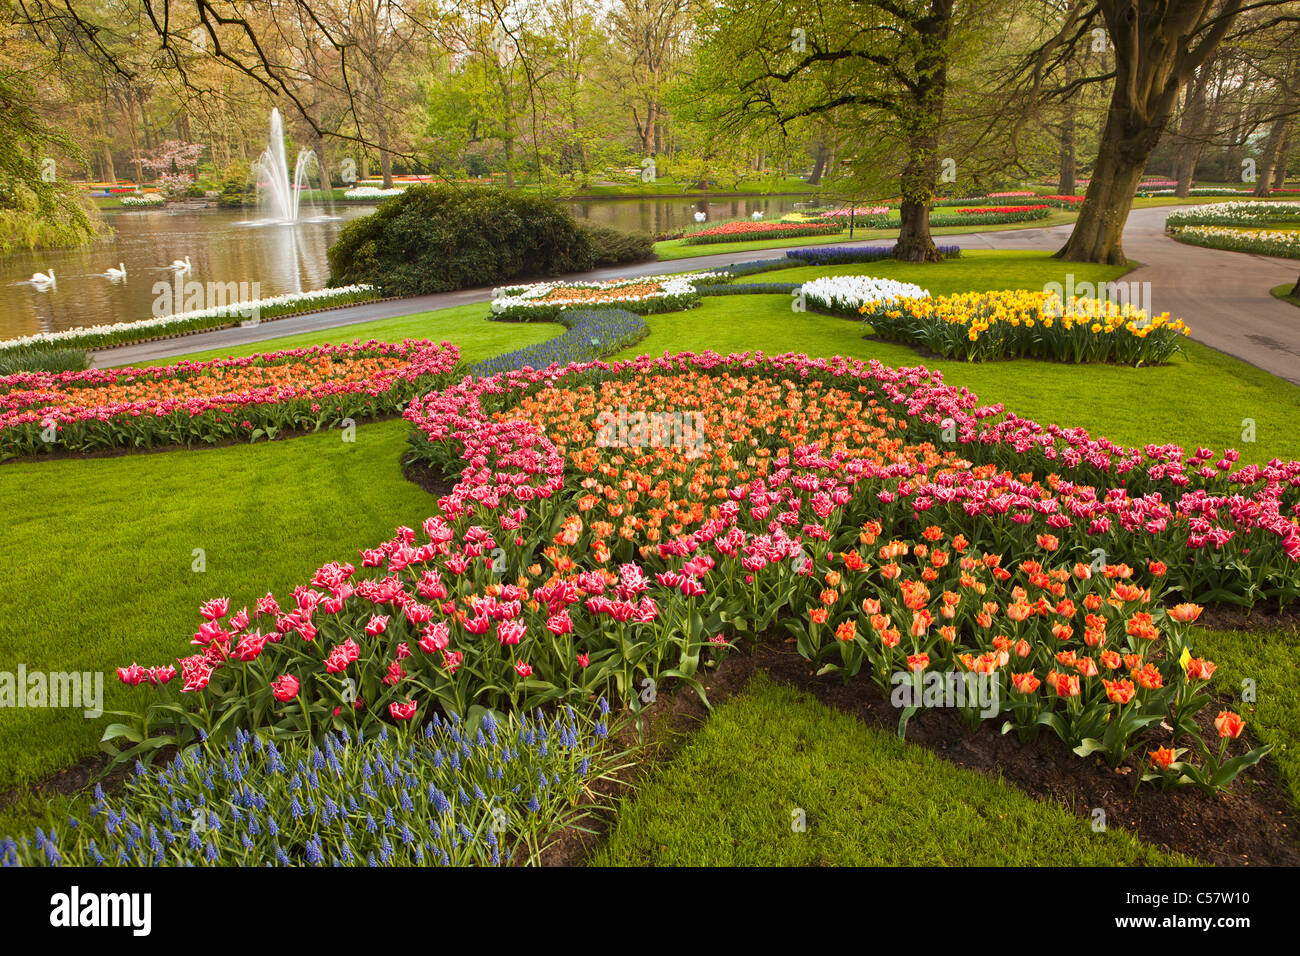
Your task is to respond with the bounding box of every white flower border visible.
[1,285,378,353]
[489,272,729,316]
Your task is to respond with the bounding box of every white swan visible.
[694,211,707,223]
[166,256,192,274]
[104,263,127,280]
[751,211,764,220]
[30,269,55,290]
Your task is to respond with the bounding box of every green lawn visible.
[1271,282,1300,308]
[1195,627,1300,810]
[139,303,559,367]
[0,420,436,789]
[593,677,1189,866]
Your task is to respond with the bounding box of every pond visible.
[0,195,813,343]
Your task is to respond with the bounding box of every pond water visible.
[0,195,812,343]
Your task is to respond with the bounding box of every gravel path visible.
[92,208,1300,384]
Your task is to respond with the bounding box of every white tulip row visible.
[343,186,407,199]
[1165,200,1300,226]
[800,275,930,314]
[1171,225,1300,257]
[0,284,378,353]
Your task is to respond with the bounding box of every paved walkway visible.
[94,208,1300,384]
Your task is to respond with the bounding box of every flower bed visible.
[0,340,459,457]
[785,245,962,266]
[928,205,1052,227]
[0,285,380,357]
[103,352,1295,793]
[801,275,930,316]
[5,708,614,866]
[860,289,1189,365]
[118,194,164,207]
[488,273,726,321]
[1164,201,1300,228]
[471,308,648,376]
[1169,225,1300,259]
[680,220,844,244]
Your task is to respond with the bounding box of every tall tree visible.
[1020,0,1249,264]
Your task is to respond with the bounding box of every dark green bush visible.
[579,223,655,266]
[327,186,650,296]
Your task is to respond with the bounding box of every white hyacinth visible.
[800,275,930,313]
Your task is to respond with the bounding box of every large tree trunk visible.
[1172,64,1211,197]
[1059,117,1077,194]
[1255,119,1291,197]
[1291,273,1300,297]
[895,123,943,262]
[1057,0,1242,264]
[808,137,830,185]
[1056,114,1152,264]
[1274,130,1292,188]
[891,0,951,263]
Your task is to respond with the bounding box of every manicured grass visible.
[142,304,559,367]
[1194,626,1300,810]
[653,211,1079,260]
[1271,282,1300,308]
[0,419,436,789]
[592,677,1189,866]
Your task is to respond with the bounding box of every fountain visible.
[249,108,333,224]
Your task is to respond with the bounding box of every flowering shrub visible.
[489,273,727,321]
[107,353,1298,790]
[801,275,930,316]
[859,289,1190,365]
[119,194,165,207]
[7,707,616,866]
[470,308,647,376]
[0,340,459,457]
[785,245,961,266]
[1169,225,1300,259]
[681,220,843,244]
[0,285,379,357]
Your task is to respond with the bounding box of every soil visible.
[400,457,459,499]
[1200,599,1300,635]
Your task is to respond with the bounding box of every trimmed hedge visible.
[327,186,652,296]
